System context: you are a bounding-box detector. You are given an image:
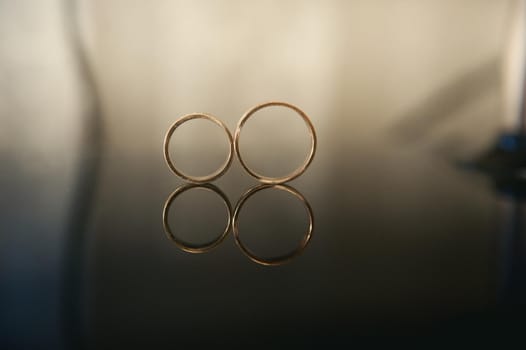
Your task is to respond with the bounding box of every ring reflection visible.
[162,183,232,253]
[162,183,314,265]
[233,184,314,266]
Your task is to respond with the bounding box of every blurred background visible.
[2,0,526,348]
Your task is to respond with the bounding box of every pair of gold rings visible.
[163,101,317,184]
[162,183,314,266]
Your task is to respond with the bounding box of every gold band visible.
[164,113,234,183]
[232,184,314,266]
[162,183,232,253]
[234,101,317,184]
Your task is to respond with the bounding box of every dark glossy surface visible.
[4,122,526,348]
[64,135,526,347]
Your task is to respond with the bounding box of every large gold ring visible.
[164,113,234,183]
[232,184,314,266]
[162,183,232,253]
[234,101,317,184]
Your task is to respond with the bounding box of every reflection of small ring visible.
[232,184,314,266]
[234,101,317,184]
[162,183,232,253]
[164,113,234,183]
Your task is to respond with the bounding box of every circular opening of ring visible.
[234,186,312,264]
[163,185,231,252]
[167,117,231,180]
[237,105,313,179]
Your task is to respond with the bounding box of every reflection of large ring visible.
[163,113,234,183]
[234,101,317,184]
[232,184,314,266]
[162,183,232,253]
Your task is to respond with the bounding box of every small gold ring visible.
[164,113,234,183]
[232,184,314,266]
[162,183,232,253]
[234,101,317,184]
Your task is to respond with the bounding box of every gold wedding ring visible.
[232,184,314,266]
[162,183,232,253]
[164,113,233,183]
[234,101,317,184]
